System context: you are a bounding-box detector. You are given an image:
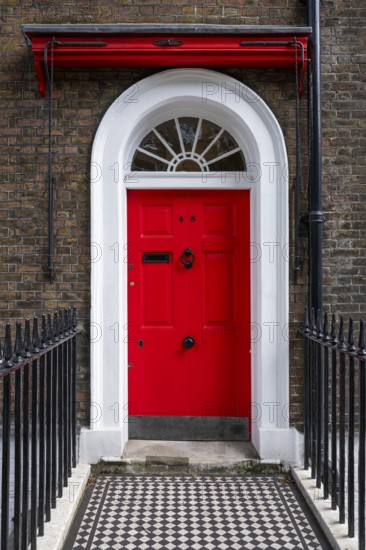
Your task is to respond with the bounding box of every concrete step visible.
[92,439,285,475]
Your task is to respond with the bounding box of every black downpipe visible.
[308,0,324,312]
[43,40,106,284]
[44,40,56,283]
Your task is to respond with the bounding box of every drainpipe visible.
[308,0,324,312]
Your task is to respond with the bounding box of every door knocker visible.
[180,248,195,269]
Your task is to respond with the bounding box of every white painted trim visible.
[125,172,252,189]
[292,466,358,550]
[86,68,293,464]
[36,463,91,550]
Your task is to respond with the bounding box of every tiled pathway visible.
[64,475,332,550]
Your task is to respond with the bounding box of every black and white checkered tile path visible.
[66,475,330,550]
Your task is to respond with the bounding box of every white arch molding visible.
[81,68,302,465]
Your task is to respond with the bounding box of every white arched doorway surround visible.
[81,68,302,465]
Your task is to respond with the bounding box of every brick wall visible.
[0,0,364,430]
[321,0,366,316]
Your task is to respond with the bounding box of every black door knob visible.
[183,336,195,349]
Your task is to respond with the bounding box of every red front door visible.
[127,189,251,440]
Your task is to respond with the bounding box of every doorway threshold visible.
[94,440,287,476]
[123,440,259,466]
[95,440,286,475]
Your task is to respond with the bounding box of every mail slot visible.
[143,252,171,263]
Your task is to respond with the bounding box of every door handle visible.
[180,248,195,269]
[183,336,195,349]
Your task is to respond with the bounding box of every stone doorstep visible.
[292,467,359,550]
[122,439,260,466]
[92,455,285,476]
[145,455,190,466]
[36,463,91,550]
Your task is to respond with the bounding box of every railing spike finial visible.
[68,307,72,332]
[72,306,77,332]
[311,307,316,335]
[316,309,323,338]
[338,315,346,350]
[3,323,14,368]
[330,311,337,345]
[32,315,40,353]
[40,313,48,349]
[53,310,60,342]
[358,319,366,356]
[347,317,356,352]
[63,309,69,336]
[47,313,53,345]
[13,321,24,364]
[322,310,329,341]
[58,308,64,339]
[22,319,33,358]
[303,307,310,334]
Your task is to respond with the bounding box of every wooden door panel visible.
[141,204,174,236]
[203,203,236,236]
[204,252,235,324]
[142,262,174,327]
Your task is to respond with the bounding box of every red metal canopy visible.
[22,24,311,96]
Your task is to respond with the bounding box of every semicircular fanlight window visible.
[131,117,246,172]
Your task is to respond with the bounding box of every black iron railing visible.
[303,308,366,550]
[0,308,78,550]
